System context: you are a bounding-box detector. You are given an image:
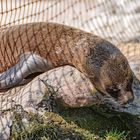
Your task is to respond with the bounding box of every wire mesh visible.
[0,0,140,139]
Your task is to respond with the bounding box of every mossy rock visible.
[10,104,140,140]
[61,105,140,139]
[11,111,98,140]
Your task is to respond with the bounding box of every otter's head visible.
[86,41,134,105]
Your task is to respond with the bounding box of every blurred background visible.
[0,0,140,44]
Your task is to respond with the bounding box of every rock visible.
[0,66,104,139]
[0,66,103,110]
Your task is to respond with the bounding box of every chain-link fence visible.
[0,0,140,139]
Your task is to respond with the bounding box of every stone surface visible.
[0,66,103,139]
[0,66,103,110]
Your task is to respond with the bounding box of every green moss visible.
[10,104,140,140]
[60,105,140,139]
[11,111,100,140]
[104,129,128,140]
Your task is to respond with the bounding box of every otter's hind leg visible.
[0,52,53,90]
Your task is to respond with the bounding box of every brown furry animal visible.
[0,22,134,105]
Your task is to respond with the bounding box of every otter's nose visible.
[119,91,134,105]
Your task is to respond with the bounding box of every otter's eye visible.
[106,86,120,98]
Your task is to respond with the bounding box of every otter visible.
[0,22,134,105]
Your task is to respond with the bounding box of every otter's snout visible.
[118,91,134,105]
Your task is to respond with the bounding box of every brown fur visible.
[0,22,134,104]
